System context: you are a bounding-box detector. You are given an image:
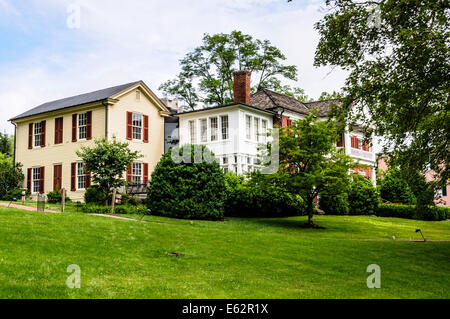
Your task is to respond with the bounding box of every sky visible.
[0,0,349,135]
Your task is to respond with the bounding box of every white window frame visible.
[32,167,40,194]
[132,162,142,184]
[77,162,86,190]
[254,118,260,141]
[132,113,143,141]
[245,115,252,140]
[261,120,267,142]
[210,117,218,142]
[189,120,197,144]
[34,122,42,148]
[78,113,87,140]
[220,115,229,140]
[200,118,207,143]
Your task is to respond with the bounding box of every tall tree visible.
[0,132,12,157]
[76,137,141,199]
[159,30,299,109]
[313,0,450,184]
[263,113,354,226]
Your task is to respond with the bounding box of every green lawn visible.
[0,206,449,299]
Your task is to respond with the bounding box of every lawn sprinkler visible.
[415,229,427,242]
[7,198,17,208]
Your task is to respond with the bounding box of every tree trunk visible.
[307,197,314,225]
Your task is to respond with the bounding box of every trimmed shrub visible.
[47,190,71,204]
[376,204,450,221]
[147,145,226,220]
[224,172,307,217]
[120,193,145,206]
[82,204,109,215]
[348,177,379,215]
[114,204,147,215]
[2,188,30,201]
[319,192,349,215]
[378,174,416,205]
[84,186,109,205]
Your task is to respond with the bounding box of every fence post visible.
[61,188,66,213]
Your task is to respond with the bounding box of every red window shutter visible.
[40,120,46,147]
[143,163,149,184]
[126,112,133,140]
[126,165,132,183]
[39,166,45,193]
[72,114,77,142]
[28,123,33,149]
[143,115,149,143]
[71,163,76,191]
[363,141,370,151]
[86,111,92,140]
[54,118,59,144]
[85,170,91,188]
[54,165,62,191]
[55,118,63,144]
[27,168,32,192]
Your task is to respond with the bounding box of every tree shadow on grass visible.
[249,218,327,231]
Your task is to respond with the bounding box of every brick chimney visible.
[233,70,251,104]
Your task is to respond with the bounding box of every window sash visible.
[32,167,40,193]
[261,120,267,142]
[189,121,196,144]
[132,113,143,140]
[77,162,86,190]
[210,117,218,141]
[78,113,87,140]
[221,115,229,140]
[254,118,260,141]
[132,162,142,183]
[245,115,251,139]
[200,119,207,142]
[34,122,41,147]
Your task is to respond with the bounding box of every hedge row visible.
[376,204,450,221]
[82,204,147,215]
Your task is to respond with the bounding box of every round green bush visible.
[378,174,416,205]
[147,145,226,220]
[84,186,109,205]
[348,177,380,215]
[2,188,30,201]
[319,192,349,215]
[224,172,307,217]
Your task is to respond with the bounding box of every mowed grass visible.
[0,206,449,299]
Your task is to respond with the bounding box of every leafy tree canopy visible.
[314,0,449,184]
[76,137,141,195]
[159,30,301,109]
[262,113,354,225]
[0,132,13,157]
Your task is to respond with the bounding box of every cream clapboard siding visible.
[107,87,165,181]
[14,84,167,202]
[15,103,105,201]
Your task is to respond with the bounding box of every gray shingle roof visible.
[304,99,342,117]
[10,81,141,121]
[250,89,311,115]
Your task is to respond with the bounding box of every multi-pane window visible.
[223,157,228,165]
[32,167,40,193]
[132,162,142,183]
[78,113,87,140]
[245,115,251,139]
[132,113,143,140]
[221,115,229,140]
[210,117,218,141]
[189,120,196,144]
[34,122,42,147]
[77,162,86,190]
[200,119,207,143]
[261,120,267,142]
[254,118,260,141]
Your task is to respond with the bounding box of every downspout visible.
[102,100,108,138]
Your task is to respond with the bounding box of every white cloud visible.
[0,0,348,134]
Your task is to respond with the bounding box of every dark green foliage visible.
[82,204,109,215]
[46,190,71,204]
[0,155,24,200]
[224,172,306,217]
[348,177,379,215]
[120,193,145,206]
[84,186,109,205]
[0,132,12,157]
[114,204,147,215]
[2,188,30,201]
[376,204,449,221]
[319,192,349,215]
[378,174,416,205]
[147,145,226,220]
[315,0,450,184]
